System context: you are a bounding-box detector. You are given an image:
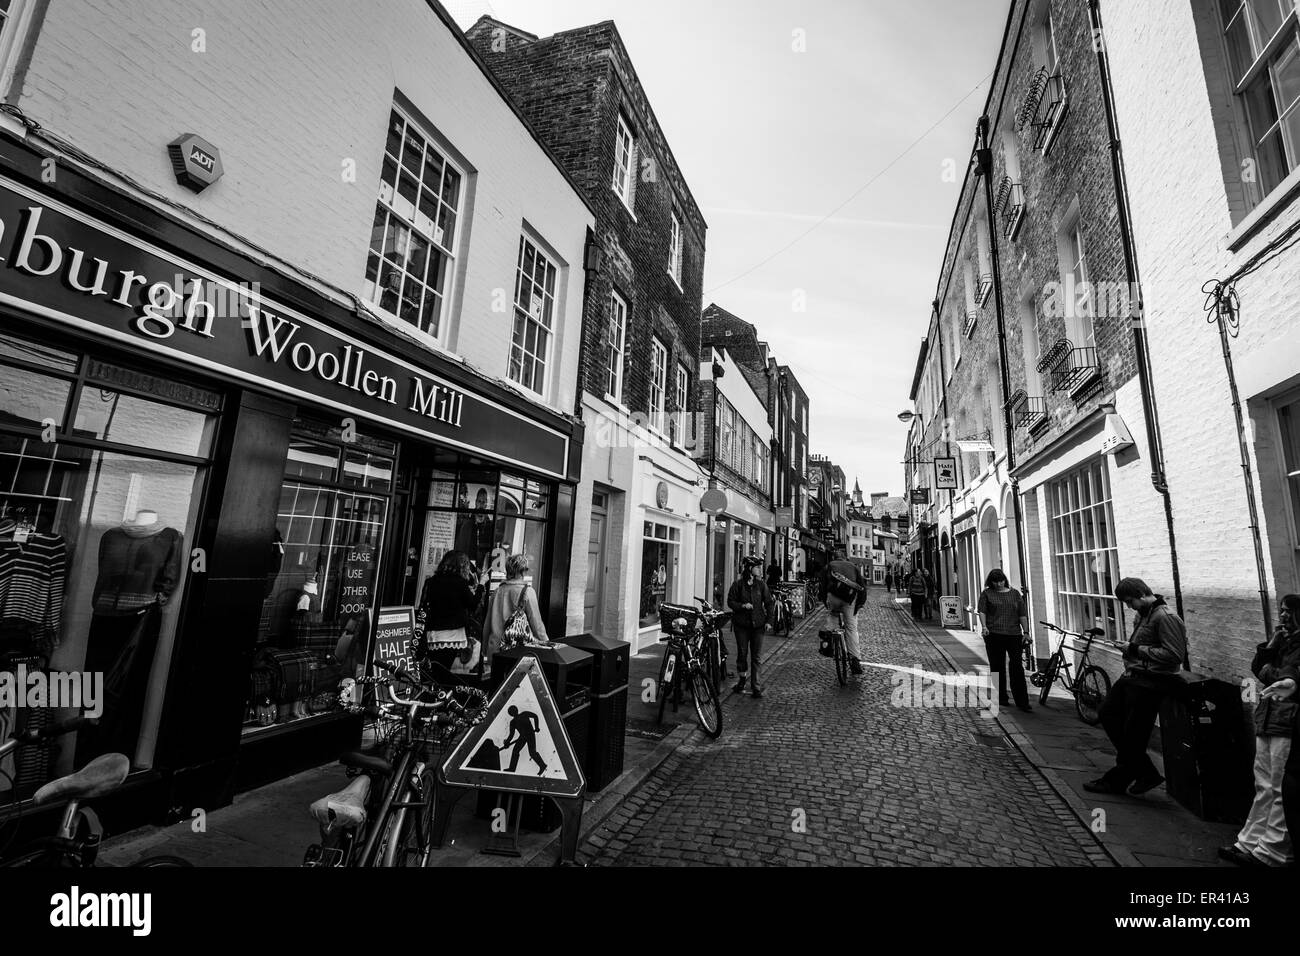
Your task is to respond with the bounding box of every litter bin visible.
[558,632,629,792]
[477,643,592,832]
[1157,672,1254,824]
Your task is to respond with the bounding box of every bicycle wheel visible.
[688,663,723,739]
[833,636,849,687]
[134,855,193,867]
[1037,655,1060,705]
[1074,665,1111,726]
[377,805,406,868]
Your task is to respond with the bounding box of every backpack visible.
[500,584,541,652]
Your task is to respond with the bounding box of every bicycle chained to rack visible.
[656,600,726,739]
[0,717,191,868]
[302,660,487,868]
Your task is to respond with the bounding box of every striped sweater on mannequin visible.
[0,533,67,636]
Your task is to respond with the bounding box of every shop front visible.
[0,148,581,824]
[704,486,775,607]
[952,511,978,630]
[631,461,702,653]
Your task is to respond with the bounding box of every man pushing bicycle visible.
[821,549,866,676]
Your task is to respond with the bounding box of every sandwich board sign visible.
[439,655,585,797]
[432,656,586,864]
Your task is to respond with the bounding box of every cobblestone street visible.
[579,594,1114,867]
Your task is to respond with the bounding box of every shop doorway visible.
[584,490,608,635]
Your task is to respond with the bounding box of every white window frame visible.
[1047,458,1125,639]
[606,290,628,403]
[1218,1,1300,209]
[1273,388,1300,586]
[612,114,636,213]
[365,106,465,346]
[675,362,689,413]
[508,234,558,397]
[668,212,683,287]
[0,0,33,97]
[650,337,668,433]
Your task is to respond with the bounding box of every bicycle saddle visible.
[339,751,392,776]
[32,753,130,805]
[309,775,370,830]
[1084,627,1106,637]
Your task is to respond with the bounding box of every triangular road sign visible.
[439,656,585,798]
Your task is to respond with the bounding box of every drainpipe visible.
[975,117,1031,605]
[931,298,957,595]
[1089,0,1190,659]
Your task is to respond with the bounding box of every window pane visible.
[0,363,73,429]
[341,451,393,493]
[285,437,339,482]
[73,389,215,457]
[0,334,78,374]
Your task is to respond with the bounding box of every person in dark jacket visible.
[1084,577,1187,797]
[1220,593,1300,867]
[728,555,774,698]
[977,568,1031,713]
[418,550,483,667]
[884,569,894,594]
[766,560,782,588]
[821,549,866,675]
[905,566,928,620]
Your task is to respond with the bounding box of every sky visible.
[448,0,1010,497]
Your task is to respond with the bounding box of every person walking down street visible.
[485,553,549,668]
[822,549,866,676]
[1220,593,1300,867]
[977,569,1031,713]
[906,567,927,621]
[922,567,935,620]
[766,559,782,588]
[1084,577,1187,797]
[728,556,774,698]
[884,568,894,594]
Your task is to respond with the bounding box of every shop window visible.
[252,419,396,735]
[414,466,552,605]
[1046,458,1124,639]
[364,107,463,341]
[639,520,680,628]
[0,333,216,798]
[711,517,729,606]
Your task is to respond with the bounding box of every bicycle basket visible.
[658,603,699,635]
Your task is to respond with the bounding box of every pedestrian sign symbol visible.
[439,656,585,798]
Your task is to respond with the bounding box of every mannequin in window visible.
[78,509,183,766]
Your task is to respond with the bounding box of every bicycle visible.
[818,628,851,687]
[0,717,190,868]
[690,597,732,694]
[657,602,724,739]
[302,661,486,867]
[769,586,797,636]
[1032,620,1120,724]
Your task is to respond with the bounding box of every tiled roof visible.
[869,496,909,519]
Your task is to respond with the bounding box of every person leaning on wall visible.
[1083,577,1187,798]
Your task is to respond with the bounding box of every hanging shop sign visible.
[909,488,931,505]
[700,488,728,515]
[934,457,958,489]
[0,176,571,478]
[775,505,793,528]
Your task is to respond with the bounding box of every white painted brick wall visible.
[1102,0,1300,682]
[11,0,592,420]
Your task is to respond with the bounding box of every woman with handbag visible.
[419,551,482,670]
[485,553,549,669]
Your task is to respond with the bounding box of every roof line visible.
[422,1,597,220]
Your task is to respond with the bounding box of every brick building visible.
[1100,0,1300,682]
[903,0,1173,661]
[466,16,709,651]
[0,0,592,817]
[701,303,812,579]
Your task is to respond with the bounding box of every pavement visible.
[99,588,1239,866]
[577,590,1238,867]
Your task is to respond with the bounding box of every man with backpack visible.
[821,549,866,675]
